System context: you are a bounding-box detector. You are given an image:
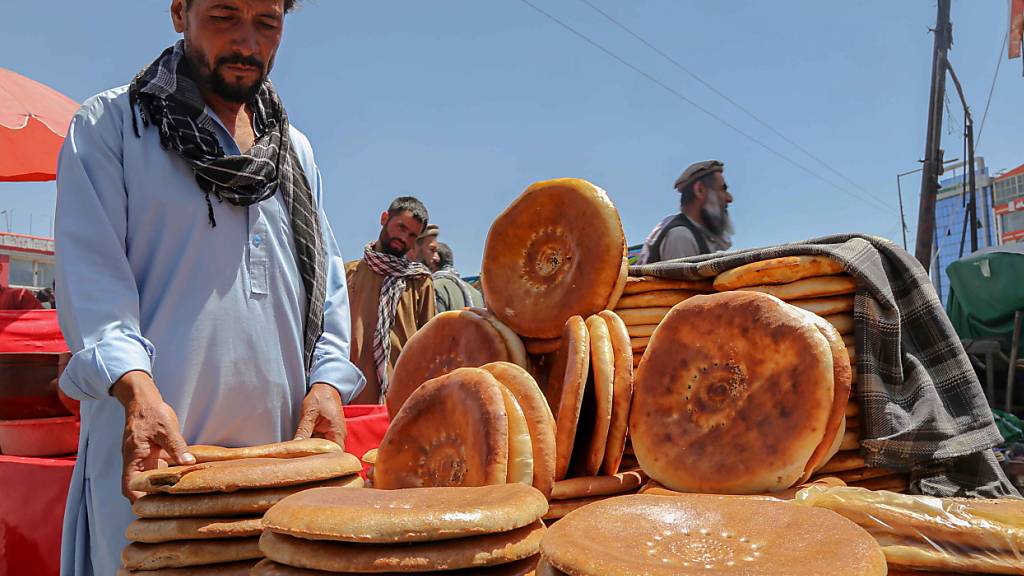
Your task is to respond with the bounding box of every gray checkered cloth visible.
[633,233,1019,498]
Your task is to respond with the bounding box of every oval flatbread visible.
[598,310,633,475]
[625,323,658,338]
[817,450,866,474]
[614,290,701,310]
[131,475,363,518]
[129,452,362,495]
[629,337,649,352]
[622,276,713,295]
[542,494,616,521]
[630,292,835,494]
[499,384,535,486]
[187,438,341,463]
[845,401,860,418]
[260,522,545,573]
[615,307,670,326]
[387,310,510,419]
[122,538,262,571]
[550,470,646,501]
[824,313,855,335]
[737,275,857,300]
[524,337,561,356]
[605,255,628,310]
[541,494,887,576]
[250,557,541,576]
[470,307,529,369]
[117,561,257,576]
[843,333,856,350]
[714,255,845,291]
[482,178,625,339]
[125,517,263,544]
[262,484,548,543]
[581,315,614,476]
[376,368,509,489]
[543,317,590,480]
[481,362,557,499]
[839,428,860,451]
[788,295,855,317]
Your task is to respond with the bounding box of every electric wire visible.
[517,0,894,214]
[975,27,1008,149]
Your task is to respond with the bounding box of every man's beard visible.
[377,230,409,258]
[186,44,270,103]
[701,193,734,238]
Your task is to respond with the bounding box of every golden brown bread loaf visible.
[713,255,845,291]
[186,438,340,463]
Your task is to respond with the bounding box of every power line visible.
[576,0,893,209]
[976,27,1008,150]
[517,0,894,213]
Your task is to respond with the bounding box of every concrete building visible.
[0,232,55,290]
[993,162,1024,246]
[931,159,997,304]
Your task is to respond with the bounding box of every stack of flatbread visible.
[796,486,1024,575]
[531,311,642,519]
[612,276,713,368]
[375,363,557,499]
[538,493,888,575]
[120,440,362,574]
[386,308,527,419]
[254,484,548,574]
[481,178,627,346]
[630,290,853,495]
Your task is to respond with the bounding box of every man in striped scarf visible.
[346,197,436,403]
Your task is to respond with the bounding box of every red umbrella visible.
[0,68,79,182]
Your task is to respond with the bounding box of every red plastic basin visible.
[0,416,79,457]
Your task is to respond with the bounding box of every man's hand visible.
[112,371,194,503]
[294,383,347,450]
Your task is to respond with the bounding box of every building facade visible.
[0,232,55,290]
[993,163,1024,246]
[931,162,997,304]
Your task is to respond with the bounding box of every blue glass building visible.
[932,166,997,304]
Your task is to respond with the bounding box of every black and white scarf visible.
[362,243,430,400]
[128,41,326,370]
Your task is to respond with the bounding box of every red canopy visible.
[0,68,79,182]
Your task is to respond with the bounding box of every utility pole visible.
[914,0,952,270]
[946,61,978,256]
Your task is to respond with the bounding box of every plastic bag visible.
[795,485,1024,574]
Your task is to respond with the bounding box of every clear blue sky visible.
[3,1,1022,272]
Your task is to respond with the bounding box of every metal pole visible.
[947,61,978,254]
[914,0,952,270]
[896,175,909,249]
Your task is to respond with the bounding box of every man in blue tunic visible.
[54,1,365,573]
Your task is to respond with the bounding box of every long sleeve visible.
[54,98,155,401]
[306,166,367,403]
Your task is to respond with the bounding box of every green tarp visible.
[946,246,1024,356]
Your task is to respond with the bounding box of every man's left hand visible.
[294,383,347,450]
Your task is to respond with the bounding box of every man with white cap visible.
[638,159,734,264]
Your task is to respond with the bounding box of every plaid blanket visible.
[632,233,1019,498]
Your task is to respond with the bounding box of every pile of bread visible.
[120,440,362,574]
[612,276,714,367]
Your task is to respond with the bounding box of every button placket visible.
[249,206,270,295]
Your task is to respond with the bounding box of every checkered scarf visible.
[362,243,431,400]
[633,234,1018,498]
[128,41,326,370]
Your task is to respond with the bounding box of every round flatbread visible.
[629,337,649,352]
[129,452,362,495]
[481,362,557,498]
[125,516,263,544]
[376,368,509,489]
[250,556,541,576]
[543,317,590,480]
[824,313,855,335]
[387,310,510,419]
[499,384,535,486]
[470,308,529,369]
[839,428,860,451]
[361,449,378,466]
[550,470,646,501]
[116,560,258,576]
[482,178,625,339]
[260,521,545,573]
[605,256,628,310]
[582,315,614,476]
[622,276,714,295]
[263,484,547,543]
[615,307,670,326]
[625,323,657,338]
[630,292,835,494]
[830,466,898,484]
[597,310,633,475]
[714,255,845,291]
[131,475,362,518]
[541,494,887,576]
[737,275,858,300]
[523,337,561,356]
[792,308,852,484]
[613,290,701,310]
[788,295,855,317]
[817,450,866,474]
[122,538,262,571]
[187,438,341,463]
[542,495,616,521]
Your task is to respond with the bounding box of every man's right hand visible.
[112,371,194,503]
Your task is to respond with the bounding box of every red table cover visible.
[0,310,67,354]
